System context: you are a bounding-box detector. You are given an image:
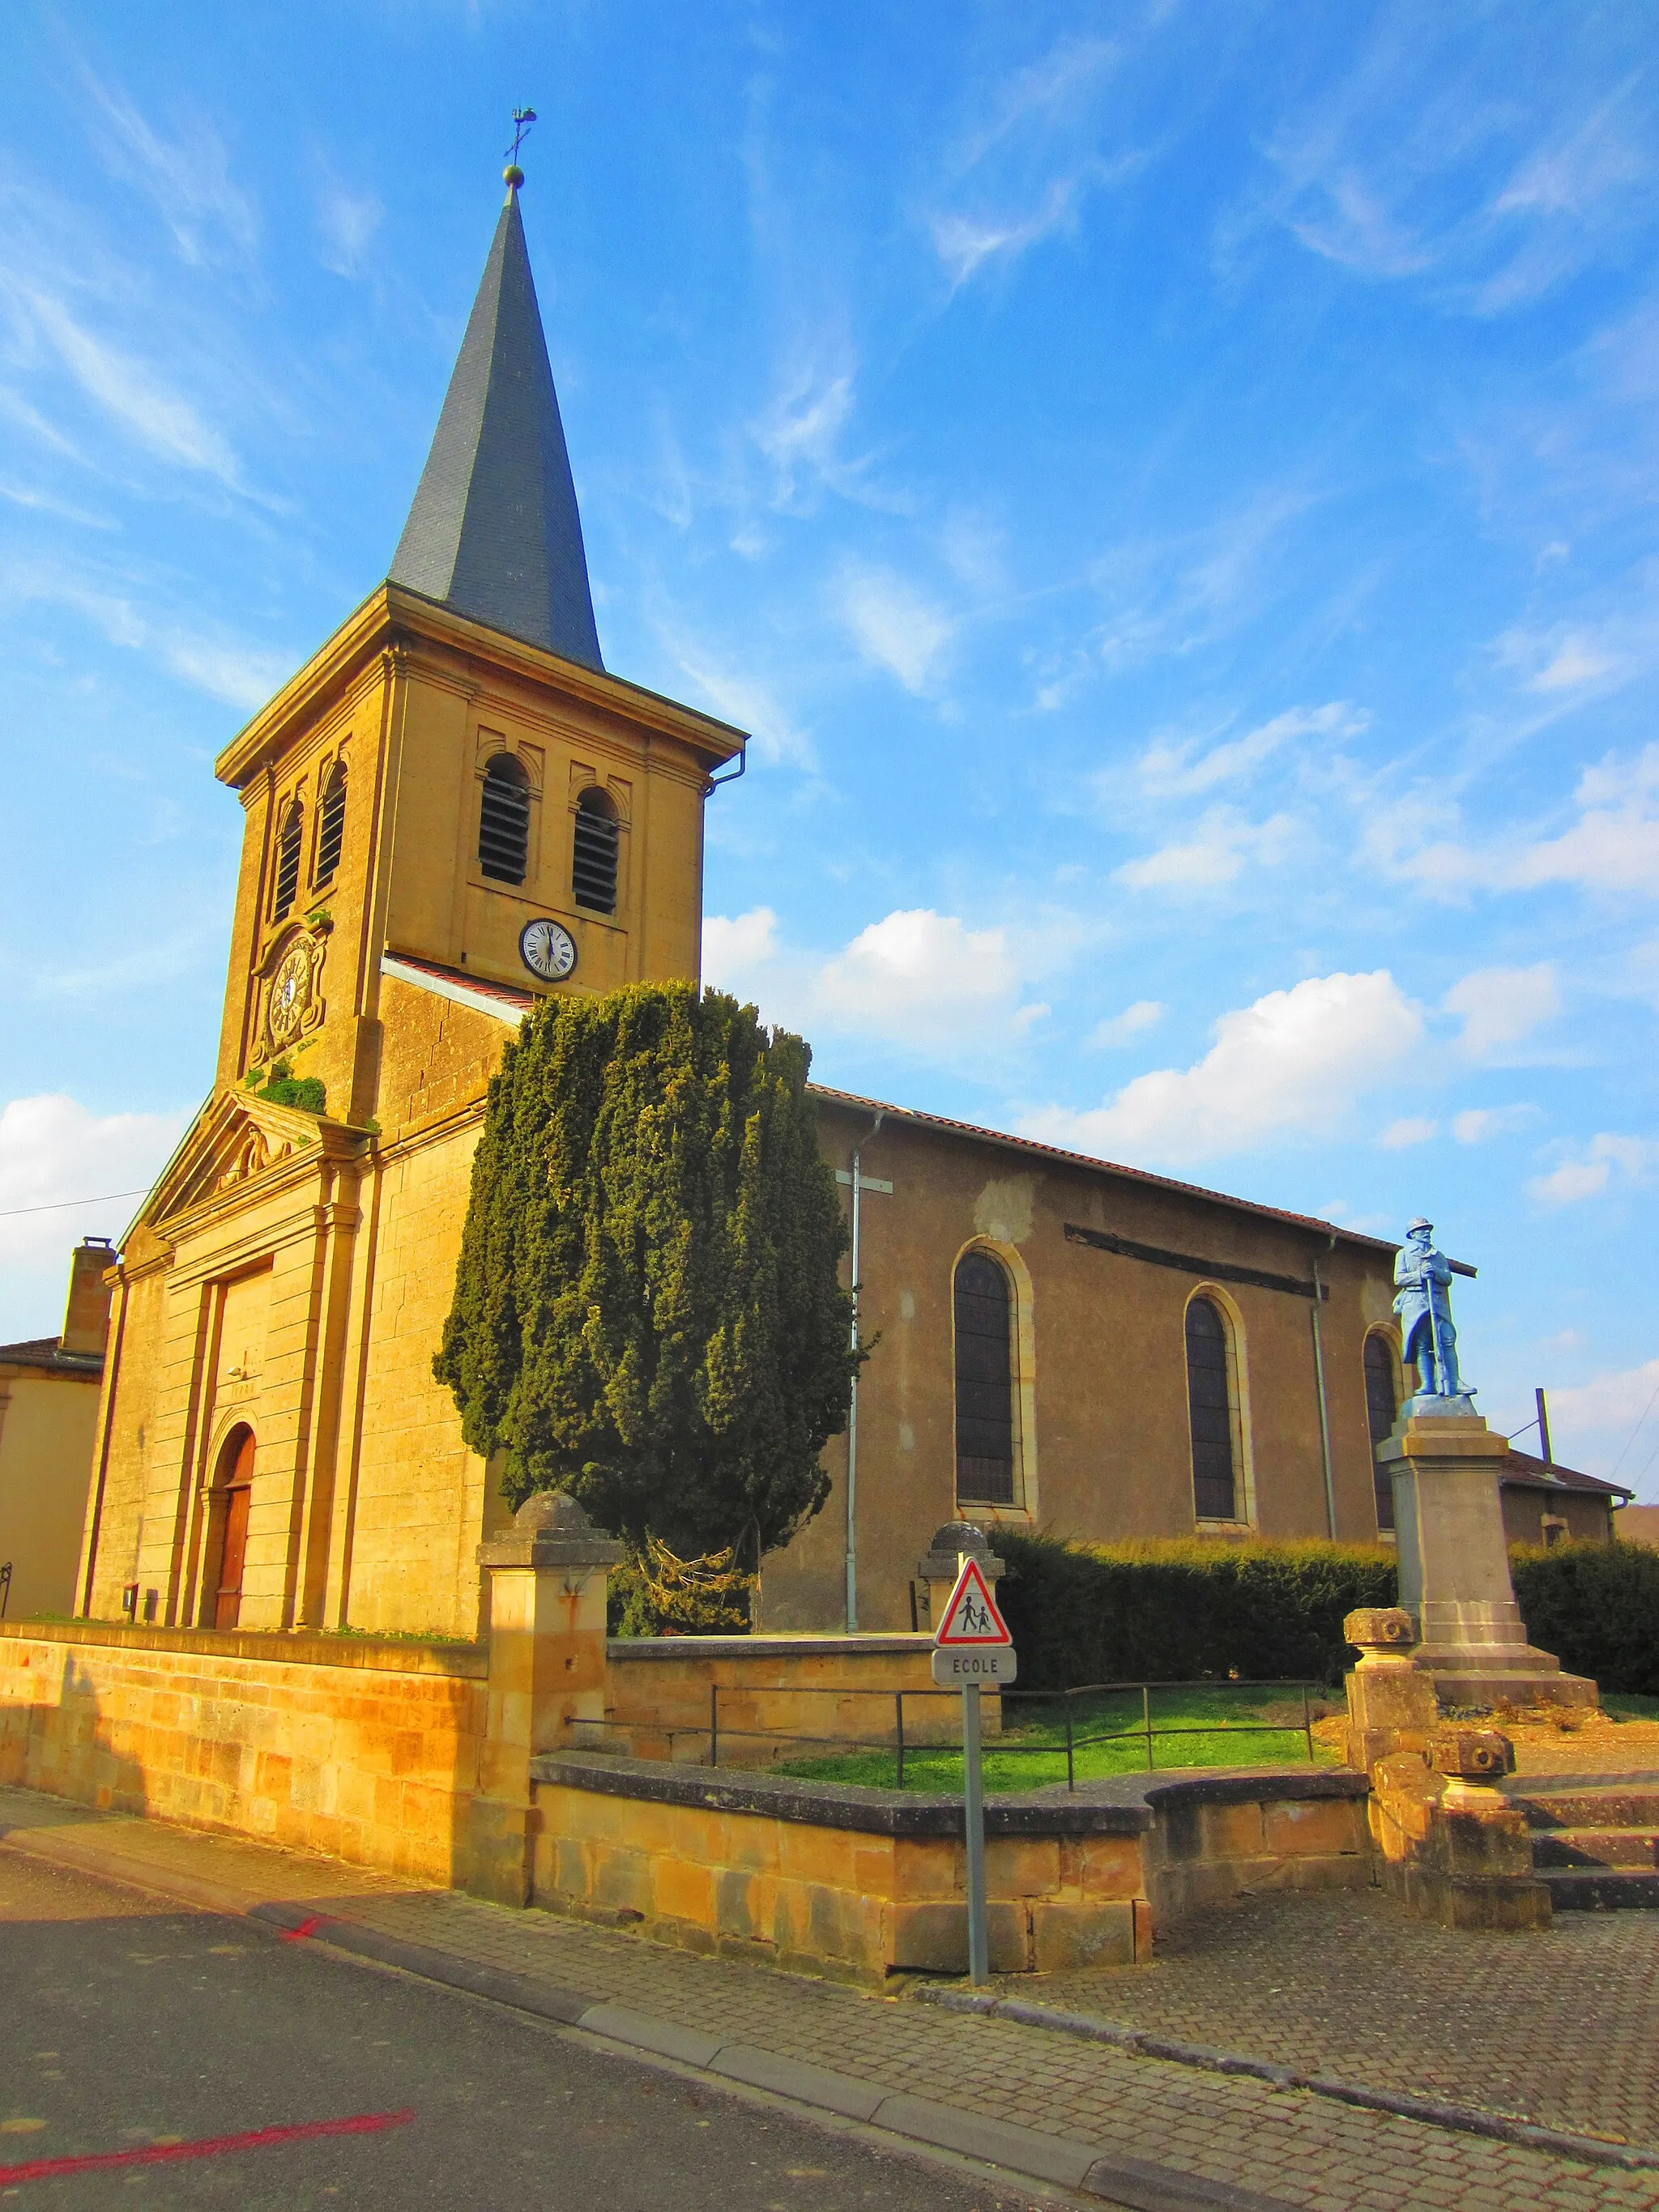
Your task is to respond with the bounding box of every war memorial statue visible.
[1372,1212,1593,1711]
[1393,1217,1472,1407]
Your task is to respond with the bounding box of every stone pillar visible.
[914,1519,1006,1633]
[466,1492,623,1907]
[1419,1728,1550,1932]
[1343,1607,1438,1772]
[1379,1404,1595,1710]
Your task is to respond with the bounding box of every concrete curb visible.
[919,1986,1659,2176]
[2,1816,1296,2210]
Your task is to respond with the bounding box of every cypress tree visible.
[433,982,859,1566]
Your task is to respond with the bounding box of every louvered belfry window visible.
[572,787,619,914]
[1187,1295,1239,1521]
[272,799,303,921]
[954,1251,1016,1505]
[1364,1334,1399,1532]
[478,755,531,884]
[314,762,347,885]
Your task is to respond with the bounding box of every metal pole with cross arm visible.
[932,1556,1017,1987]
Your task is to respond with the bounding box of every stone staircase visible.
[1504,1774,1659,1911]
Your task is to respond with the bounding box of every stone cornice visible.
[215,585,745,790]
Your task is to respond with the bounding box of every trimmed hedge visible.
[994,1530,1659,1698]
[1511,1541,1659,1700]
[995,1531,1397,1690]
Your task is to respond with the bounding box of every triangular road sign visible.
[933,1557,1013,1647]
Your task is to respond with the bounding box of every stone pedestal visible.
[1380,1402,1595,1711]
[914,1519,1006,1633]
[467,1492,623,1905]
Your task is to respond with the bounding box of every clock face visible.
[519,917,577,982]
[268,941,313,1047]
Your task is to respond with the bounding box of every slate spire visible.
[390,179,603,671]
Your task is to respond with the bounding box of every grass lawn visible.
[775,1681,1341,1793]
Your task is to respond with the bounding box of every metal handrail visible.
[565,1675,1324,1786]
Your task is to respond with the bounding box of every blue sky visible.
[2,3,1656,1491]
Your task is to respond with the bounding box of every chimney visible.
[61,1238,116,1359]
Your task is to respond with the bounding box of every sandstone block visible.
[1031,1899,1137,1971]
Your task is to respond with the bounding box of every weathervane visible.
[504,107,537,187]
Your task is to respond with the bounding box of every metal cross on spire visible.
[505,108,537,165]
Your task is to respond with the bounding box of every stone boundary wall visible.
[0,1621,486,1882]
[1139,1769,1373,1925]
[599,1634,970,1766]
[528,1752,1371,1984]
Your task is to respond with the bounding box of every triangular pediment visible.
[135,1088,365,1235]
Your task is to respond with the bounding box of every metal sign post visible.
[931,1556,1016,1988]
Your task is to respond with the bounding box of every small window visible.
[1364,1333,1398,1532]
[572,786,619,914]
[954,1251,1015,1505]
[479,754,531,884]
[314,761,347,885]
[1187,1295,1239,1522]
[272,799,302,921]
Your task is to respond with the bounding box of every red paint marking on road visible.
[0,2108,415,2185]
[277,1913,331,1942]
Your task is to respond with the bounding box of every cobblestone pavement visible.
[1015,1886,1659,2152]
[5,1784,1659,2212]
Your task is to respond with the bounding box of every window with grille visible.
[478,755,531,884]
[954,1250,1016,1505]
[272,799,303,921]
[314,762,347,885]
[1364,1333,1398,1532]
[572,787,619,914]
[1187,1295,1239,1521]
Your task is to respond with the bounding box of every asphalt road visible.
[0,1851,1056,2211]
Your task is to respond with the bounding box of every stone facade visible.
[0,1242,113,1619]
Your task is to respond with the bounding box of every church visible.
[74,176,1606,1647]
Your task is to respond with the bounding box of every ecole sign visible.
[930,1556,1017,1687]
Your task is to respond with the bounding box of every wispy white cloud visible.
[23,289,245,488]
[1443,963,1560,1060]
[0,560,290,709]
[1114,807,1299,892]
[652,618,817,771]
[1380,1116,1437,1149]
[926,32,1143,290]
[1381,745,1659,901]
[1241,32,1658,315]
[1529,1132,1659,1207]
[1022,970,1423,1166]
[1137,701,1367,797]
[1089,488,1320,670]
[81,70,258,271]
[314,171,385,280]
[1452,1104,1537,1144]
[838,563,954,693]
[1547,1357,1659,1487]
[1089,999,1163,1048]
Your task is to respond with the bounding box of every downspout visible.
[845,1110,884,1632]
[1311,1237,1337,1539]
[707,736,748,791]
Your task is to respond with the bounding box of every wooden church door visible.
[212,1429,255,1630]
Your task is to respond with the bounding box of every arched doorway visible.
[206,1426,254,1630]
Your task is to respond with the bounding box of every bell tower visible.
[209,166,744,1131]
